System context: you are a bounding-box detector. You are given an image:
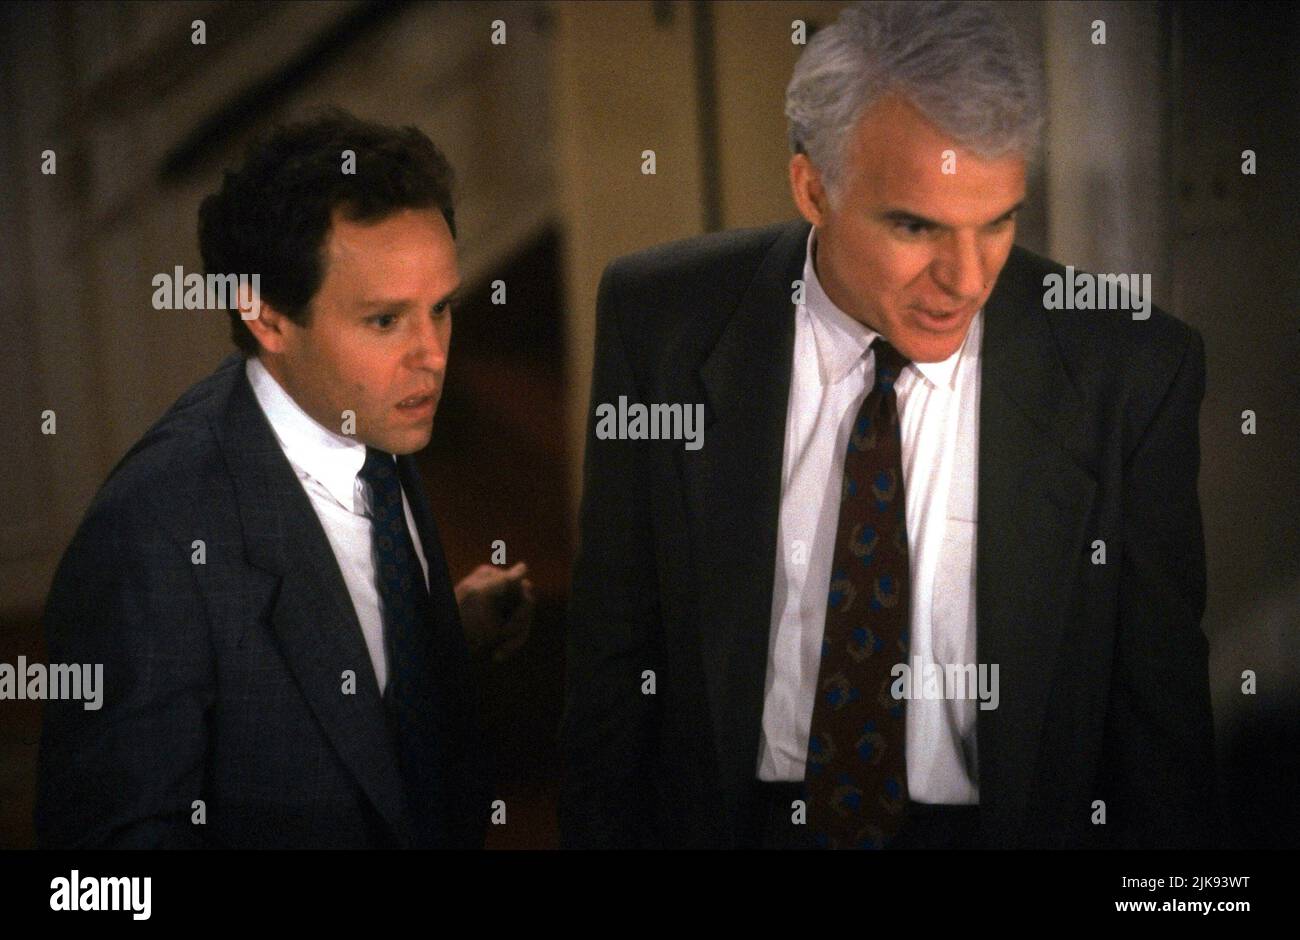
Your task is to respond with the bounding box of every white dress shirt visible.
[756,227,983,804]
[245,355,430,694]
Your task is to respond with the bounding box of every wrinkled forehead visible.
[844,95,1027,224]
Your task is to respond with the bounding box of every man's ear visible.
[242,291,293,356]
[789,153,830,227]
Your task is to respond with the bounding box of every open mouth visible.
[396,393,435,415]
[914,306,970,330]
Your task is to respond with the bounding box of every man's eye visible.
[895,220,931,237]
[371,313,398,330]
[433,300,452,317]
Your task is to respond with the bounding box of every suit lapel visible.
[975,249,1098,845]
[397,455,459,628]
[213,361,411,845]
[684,221,808,834]
[396,454,474,727]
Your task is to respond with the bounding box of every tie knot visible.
[359,445,397,486]
[359,446,403,517]
[872,339,909,392]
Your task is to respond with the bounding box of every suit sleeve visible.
[36,498,216,849]
[1105,326,1223,848]
[558,263,662,848]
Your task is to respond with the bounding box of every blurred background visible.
[0,0,1296,849]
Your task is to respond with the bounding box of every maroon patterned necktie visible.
[803,338,912,849]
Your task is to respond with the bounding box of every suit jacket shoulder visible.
[598,222,805,390]
[998,245,1205,465]
[40,351,488,849]
[76,354,246,550]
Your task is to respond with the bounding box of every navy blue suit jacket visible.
[37,353,490,849]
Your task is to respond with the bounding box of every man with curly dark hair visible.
[36,109,529,849]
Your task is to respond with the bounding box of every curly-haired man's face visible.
[789,93,1026,363]
[250,207,459,455]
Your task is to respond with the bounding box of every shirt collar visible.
[803,226,982,391]
[245,355,368,511]
[803,228,876,386]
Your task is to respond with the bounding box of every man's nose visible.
[931,232,986,301]
[409,312,448,372]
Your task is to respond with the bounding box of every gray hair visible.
[785,1,1045,199]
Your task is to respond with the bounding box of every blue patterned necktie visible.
[358,445,445,847]
[803,338,912,849]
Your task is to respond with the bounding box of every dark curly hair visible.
[198,108,457,356]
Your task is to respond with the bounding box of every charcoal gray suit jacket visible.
[560,220,1221,849]
[36,353,490,849]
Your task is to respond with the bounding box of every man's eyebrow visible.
[358,299,405,312]
[989,201,1025,224]
[880,201,1025,229]
[357,284,462,312]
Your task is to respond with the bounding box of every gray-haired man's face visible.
[790,93,1026,363]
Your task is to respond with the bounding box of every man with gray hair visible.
[561,1,1218,850]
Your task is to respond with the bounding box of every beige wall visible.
[713,1,851,229]
[551,0,710,515]
[552,0,850,513]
